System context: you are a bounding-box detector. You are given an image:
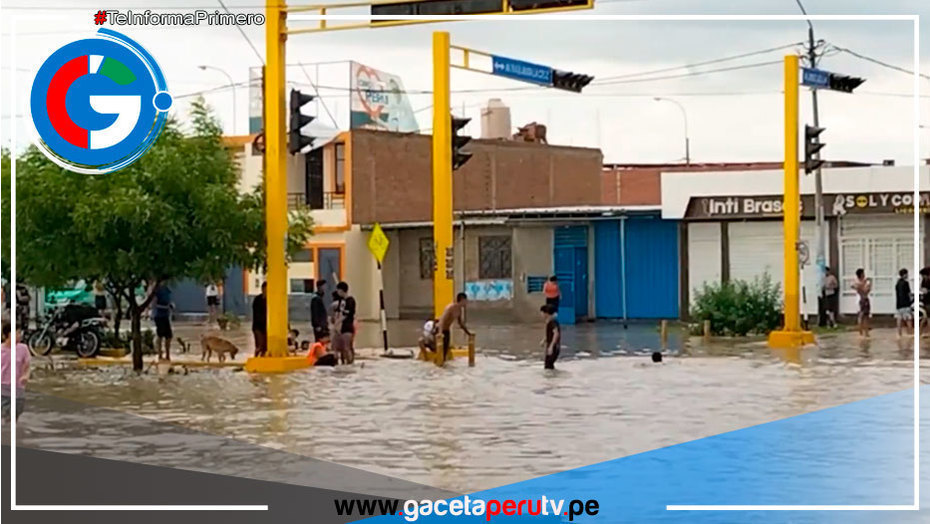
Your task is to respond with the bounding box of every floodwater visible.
[14,319,928,493]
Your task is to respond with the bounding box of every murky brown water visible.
[17,321,927,493]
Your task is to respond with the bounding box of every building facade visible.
[662,165,929,318]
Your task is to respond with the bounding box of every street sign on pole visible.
[802,67,865,93]
[491,55,553,86]
[801,67,830,89]
[368,223,390,264]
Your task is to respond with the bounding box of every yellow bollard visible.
[703,320,711,343]
[436,331,446,367]
[660,320,668,349]
[468,333,476,367]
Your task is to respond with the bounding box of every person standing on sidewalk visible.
[543,276,561,312]
[205,282,220,326]
[310,280,329,344]
[852,268,872,338]
[895,268,913,338]
[252,282,268,357]
[2,321,30,422]
[152,283,174,361]
[822,267,839,328]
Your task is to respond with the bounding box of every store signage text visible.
[686,192,930,219]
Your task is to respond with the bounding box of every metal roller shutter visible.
[687,222,720,303]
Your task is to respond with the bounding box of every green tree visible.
[16,98,313,370]
[2,150,10,285]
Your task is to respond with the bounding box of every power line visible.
[217,0,264,65]
[593,59,783,86]
[830,45,930,80]
[594,41,803,83]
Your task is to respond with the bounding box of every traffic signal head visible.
[451,114,472,171]
[827,73,865,94]
[551,69,594,93]
[288,89,316,155]
[804,125,825,174]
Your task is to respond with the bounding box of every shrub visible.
[690,273,782,336]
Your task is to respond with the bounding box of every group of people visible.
[833,266,930,339]
[412,276,563,371]
[250,279,357,367]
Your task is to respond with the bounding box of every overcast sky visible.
[1,0,927,164]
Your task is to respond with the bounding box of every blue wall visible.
[171,266,247,316]
[595,216,679,319]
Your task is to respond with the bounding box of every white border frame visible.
[3,10,920,514]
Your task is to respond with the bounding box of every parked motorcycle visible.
[28,303,106,358]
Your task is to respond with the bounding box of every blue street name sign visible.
[491,55,553,86]
[801,67,830,89]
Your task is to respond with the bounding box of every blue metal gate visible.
[594,216,679,319]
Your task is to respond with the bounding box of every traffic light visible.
[451,114,472,171]
[551,69,594,93]
[288,89,315,155]
[804,125,825,174]
[827,73,865,94]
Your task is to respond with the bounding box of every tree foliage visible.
[15,98,313,369]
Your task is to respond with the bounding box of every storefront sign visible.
[685,192,930,219]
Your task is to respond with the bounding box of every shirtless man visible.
[438,293,473,359]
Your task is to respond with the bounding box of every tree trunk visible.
[111,292,124,339]
[130,305,143,372]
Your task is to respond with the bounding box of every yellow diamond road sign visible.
[368,223,390,264]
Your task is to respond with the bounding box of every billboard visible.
[350,61,419,133]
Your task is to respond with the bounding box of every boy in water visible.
[2,321,30,422]
[438,293,473,359]
[418,318,439,356]
[540,304,560,370]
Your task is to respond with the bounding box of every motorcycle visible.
[28,304,106,358]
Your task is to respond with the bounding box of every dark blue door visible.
[554,248,576,324]
[574,247,588,317]
[554,226,588,324]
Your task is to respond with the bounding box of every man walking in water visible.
[852,268,872,338]
[438,293,473,360]
[540,304,560,370]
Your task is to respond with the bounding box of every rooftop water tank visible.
[480,98,512,140]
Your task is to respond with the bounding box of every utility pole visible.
[797,0,827,319]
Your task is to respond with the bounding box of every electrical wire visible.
[830,45,930,81]
[217,0,265,64]
[593,41,802,82]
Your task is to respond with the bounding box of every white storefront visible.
[664,165,929,317]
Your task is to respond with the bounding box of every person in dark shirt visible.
[331,282,356,365]
[152,283,174,361]
[540,304,560,370]
[310,279,329,344]
[252,282,268,357]
[895,268,913,338]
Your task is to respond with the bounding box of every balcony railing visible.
[287,192,346,210]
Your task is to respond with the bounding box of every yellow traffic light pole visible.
[245,0,309,372]
[768,54,814,349]
[432,31,454,319]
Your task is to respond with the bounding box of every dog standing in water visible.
[201,334,239,363]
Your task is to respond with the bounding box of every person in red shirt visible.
[543,275,561,311]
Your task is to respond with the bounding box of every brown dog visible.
[201,334,239,363]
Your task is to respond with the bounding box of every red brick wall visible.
[351,130,603,224]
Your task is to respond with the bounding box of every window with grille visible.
[479,236,512,279]
[419,238,435,280]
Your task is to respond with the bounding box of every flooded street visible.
[14,320,926,493]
